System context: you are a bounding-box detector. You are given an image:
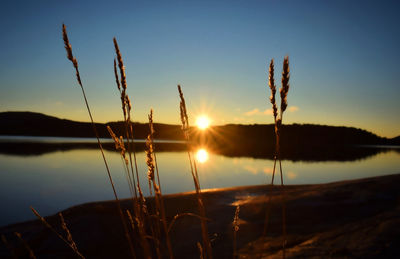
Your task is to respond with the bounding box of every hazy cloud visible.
[245,108,280,116]
[263,109,273,115]
[245,108,260,116]
[288,106,299,112]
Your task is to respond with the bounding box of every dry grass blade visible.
[113,38,141,203]
[167,213,211,233]
[177,84,213,259]
[107,125,136,198]
[269,59,278,121]
[233,205,240,259]
[280,56,290,115]
[197,242,205,259]
[59,213,81,255]
[112,37,152,259]
[146,134,155,195]
[14,232,36,259]
[263,159,277,236]
[1,234,18,259]
[144,133,163,259]
[148,109,162,191]
[146,109,175,259]
[264,56,290,259]
[126,210,136,232]
[62,24,136,259]
[62,24,81,87]
[114,59,121,92]
[133,211,152,259]
[113,38,127,91]
[278,56,289,259]
[30,207,85,259]
[263,59,280,236]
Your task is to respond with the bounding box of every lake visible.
[0,136,399,227]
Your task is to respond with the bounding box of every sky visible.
[0,0,399,138]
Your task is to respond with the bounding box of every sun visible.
[196,149,209,163]
[196,115,210,130]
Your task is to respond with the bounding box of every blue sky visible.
[0,0,399,137]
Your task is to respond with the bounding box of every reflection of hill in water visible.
[1,112,399,161]
[0,142,186,157]
[0,141,395,162]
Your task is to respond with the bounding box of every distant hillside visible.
[1,111,398,161]
[0,111,182,140]
[391,136,400,145]
[1,111,396,143]
[197,123,396,160]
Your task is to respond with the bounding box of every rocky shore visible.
[1,173,399,258]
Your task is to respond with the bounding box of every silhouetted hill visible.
[0,111,182,140]
[0,111,398,161]
[195,123,396,161]
[391,136,400,145]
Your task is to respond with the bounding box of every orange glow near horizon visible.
[196,115,211,130]
[196,148,209,163]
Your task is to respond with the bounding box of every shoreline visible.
[1,173,399,258]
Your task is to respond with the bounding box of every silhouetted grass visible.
[264,56,290,259]
[22,25,294,259]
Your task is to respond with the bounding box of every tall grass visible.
[14,232,36,259]
[112,37,153,259]
[15,25,292,259]
[62,24,136,258]
[263,56,290,259]
[146,109,174,259]
[178,85,213,259]
[30,208,85,258]
[60,24,212,259]
[232,205,240,259]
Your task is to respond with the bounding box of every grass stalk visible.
[178,85,213,259]
[113,37,153,259]
[62,24,136,258]
[147,109,175,259]
[1,234,18,259]
[107,126,136,199]
[233,205,240,259]
[278,56,290,259]
[30,207,85,258]
[59,212,81,256]
[113,44,139,201]
[167,213,210,233]
[197,242,204,259]
[14,232,36,259]
[263,56,290,258]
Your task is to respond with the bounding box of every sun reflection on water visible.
[196,148,209,163]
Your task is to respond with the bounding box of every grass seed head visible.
[113,59,121,92]
[178,85,189,133]
[113,38,127,91]
[280,56,290,114]
[148,109,154,135]
[125,95,132,112]
[268,59,278,119]
[62,24,82,86]
[233,205,240,232]
[62,24,73,62]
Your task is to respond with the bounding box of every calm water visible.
[0,137,399,227]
